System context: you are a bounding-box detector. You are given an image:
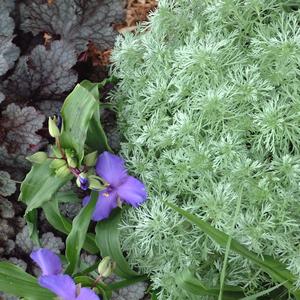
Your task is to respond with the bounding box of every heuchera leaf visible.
[2,41,77,101]
[0,170,17,197]
[0,7,15,37]
[0,103,45,155]
[0,37,20,77]
[1,0,16,14]
[0,261,54,299]
[20,0,124,53]
[0,2,20,93]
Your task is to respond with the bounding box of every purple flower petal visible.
[39,274,76,299]
[95,151,128,187]
[30,248,62,276]
[79,175,89,190]
[76,287,100,300]
[83,189,118,221]
[117,176,147,207]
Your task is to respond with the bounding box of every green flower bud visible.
[55,165,71,177]
[50,159,67,169]
[65,149,78,168]
[26,152,48,164]
[50,145,63,159]
[84,151,98,167]
[88,176,104,191]
[97,256,115,278]
[48,117,60,138]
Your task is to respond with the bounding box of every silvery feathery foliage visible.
[20,0,124,54]
[111,0,300,299]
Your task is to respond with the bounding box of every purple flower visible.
[30,248,100,300]
[79,175,89,190]
[83,151,147,221]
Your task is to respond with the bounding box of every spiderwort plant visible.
[83,151,147,221]
[31,248,100,300]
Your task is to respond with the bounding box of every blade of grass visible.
[166,201,300,299]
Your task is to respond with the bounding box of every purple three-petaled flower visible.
[30,248,100,300]
[83,151,147,221]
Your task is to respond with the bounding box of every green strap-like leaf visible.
[19,159,72,241]
[43,195,98,254]
[60,81,110,163]
[74,275,112,300]
[25,209,39,245]
[80,80,111,153]
[65,191,98,274]
[60,83,97,162]
[240,282,284,300]
[20,160,72,214]
[176,270,244,299]
[95,208,141,279]
[166,202,300,299]
[0,262,54,299]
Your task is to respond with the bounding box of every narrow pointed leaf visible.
[74,275,112,300]
[176,270,244,299]
[166,202,300,298]
[80,80,111,153]
[65,191,98,274]
[240,282,284,300]
[25,209,40,245]
[43,195,98,254]
[95,208,141,279]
